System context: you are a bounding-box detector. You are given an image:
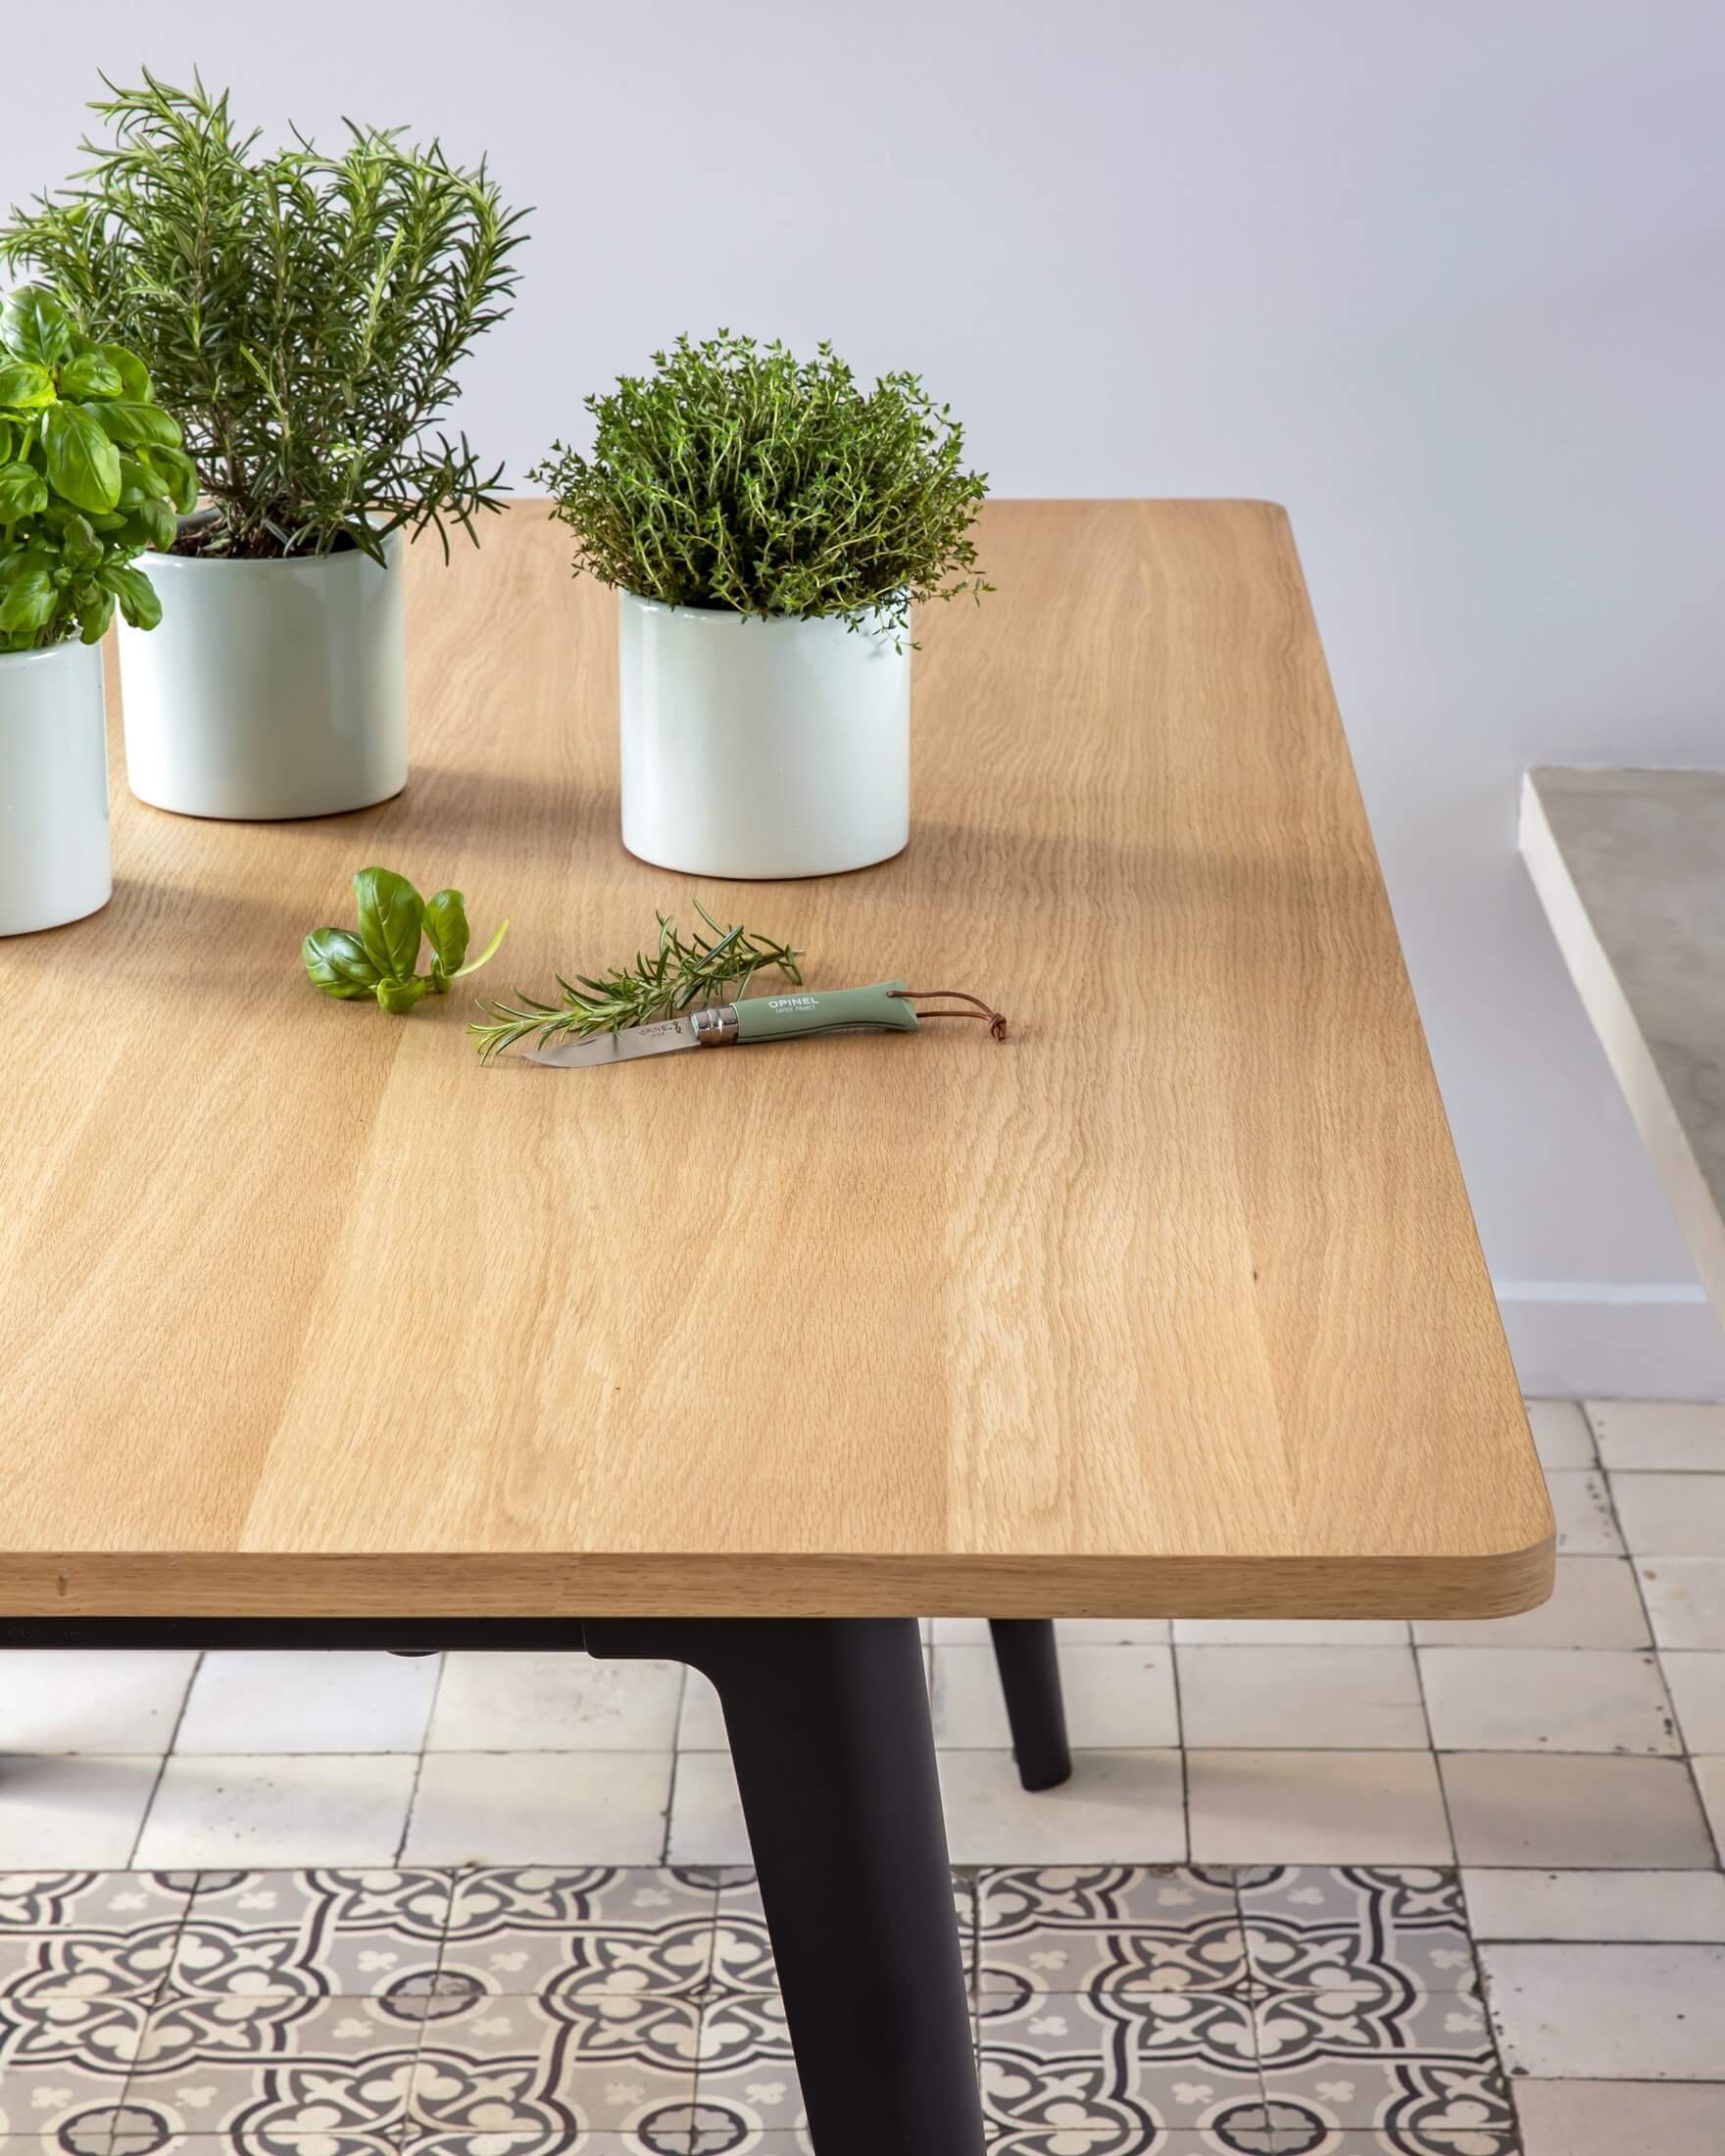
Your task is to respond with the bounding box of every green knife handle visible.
[728,981,920,1044]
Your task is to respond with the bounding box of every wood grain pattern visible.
[0,501,1552,1618]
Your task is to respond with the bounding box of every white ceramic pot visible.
[617,591,911,878]
[117,532,407,819]
[0,636,111,937]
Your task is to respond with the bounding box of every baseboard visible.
[1496,1282,1725,1399]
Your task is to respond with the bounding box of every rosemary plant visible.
[2,73,527,563]
[531,333,989,639]
[469,904,802,1061]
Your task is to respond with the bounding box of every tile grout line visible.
[1588,1404,1725,1871]
[661,1662,691,1865]
[393,1653,446,1864]
[1167,1636,1192,1865]
[126,1648,203,1869]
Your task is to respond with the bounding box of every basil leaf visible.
[101,561,163,630]
[99,345,153,402]
[375,975,430,1014]
[58,350,123,400]
[0,359,55,412]
[130,497,178,552]
[352,865,424,983]
[90,400,181,449]
[0,462,47,522]
[303,926,383,1000]
[146,443,200,514]
[422,888,470,980]
[40,403,122,514]
[0,568,58,634]
[1,286,74,368]
[60,513,102,574]
[77,588,115,644]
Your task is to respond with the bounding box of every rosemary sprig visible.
[468,902,802,1062]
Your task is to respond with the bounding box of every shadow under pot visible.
[0,637,111,938]
[617,591,911,879]
[117,531,408,820]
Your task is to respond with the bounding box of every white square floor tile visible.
[406,1749,672,1864]
[1483,1940,1725,2078]
[1052,1618,1171,1643]
[1185,1750,1451,1864]
[1545,1471,1623,1555]
[1170,1618,1409,1645]
[1636,1556,1725,1648]
[0,1651,196,1753]
[1586,1399,1725,1471]
[1413,1556,1650,1649]
[937,1749,1185,1863]
[1176,1645,1427,1749]
[666,1747,751,1864]
[1659,1651,1725,1752]
[135,1753,417,1867]
[1418,1646,1678,1753]
[1610,1471,1725,1557]
[428,1654,684,1751]
[1441,1752,1715,1867]
[1463,1867,1725,1942]
[0,1754,161,1865]
[175,1650,440,1753]
[1695,1755,1725,1861]
[1526,1398,1597,1467]
[1513,2079,1725,2156]
[929,1644,1177,1749]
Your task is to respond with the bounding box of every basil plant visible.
[0,283,194,652]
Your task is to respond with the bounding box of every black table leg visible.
[586,1616,984,2156]
[988,1616,1073,1789]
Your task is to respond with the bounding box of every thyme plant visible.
[532,333,989,638]
[2,73,526,563]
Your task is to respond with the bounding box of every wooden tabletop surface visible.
[0,500,1552,1619]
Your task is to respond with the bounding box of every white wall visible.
[10,1,1724,1390]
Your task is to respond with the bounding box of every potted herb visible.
[0,284,184,936]
[533,333,989,879]
[3,74,526,821]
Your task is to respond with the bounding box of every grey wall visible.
[11,1,1724,1387]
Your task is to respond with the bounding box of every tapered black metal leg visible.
[988,1617,1072,1789]
[585,1616,983,2156]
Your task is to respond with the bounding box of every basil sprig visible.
[303,866,507,1015]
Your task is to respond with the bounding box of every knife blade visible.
[524,1014,699,1068]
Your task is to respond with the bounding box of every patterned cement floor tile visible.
[1251,1978,1513,2152]
[1254,2068,1517,2150]
[977,1866,1247,2000]
[1238,1871,1478,1998]
[441,1870,716,2000]
[0,1875,195,2006]
[171,1873,454,2003]
[0,1993,148,2144]
[408,1989,700,2140]
[123,1990,422,2140]
[979,1985,1262,2145]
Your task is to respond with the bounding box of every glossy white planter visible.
[118,533,407,819]
[0,637,111,937]
[617,592,911,878]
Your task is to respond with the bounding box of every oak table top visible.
[0,500,1552,1619]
